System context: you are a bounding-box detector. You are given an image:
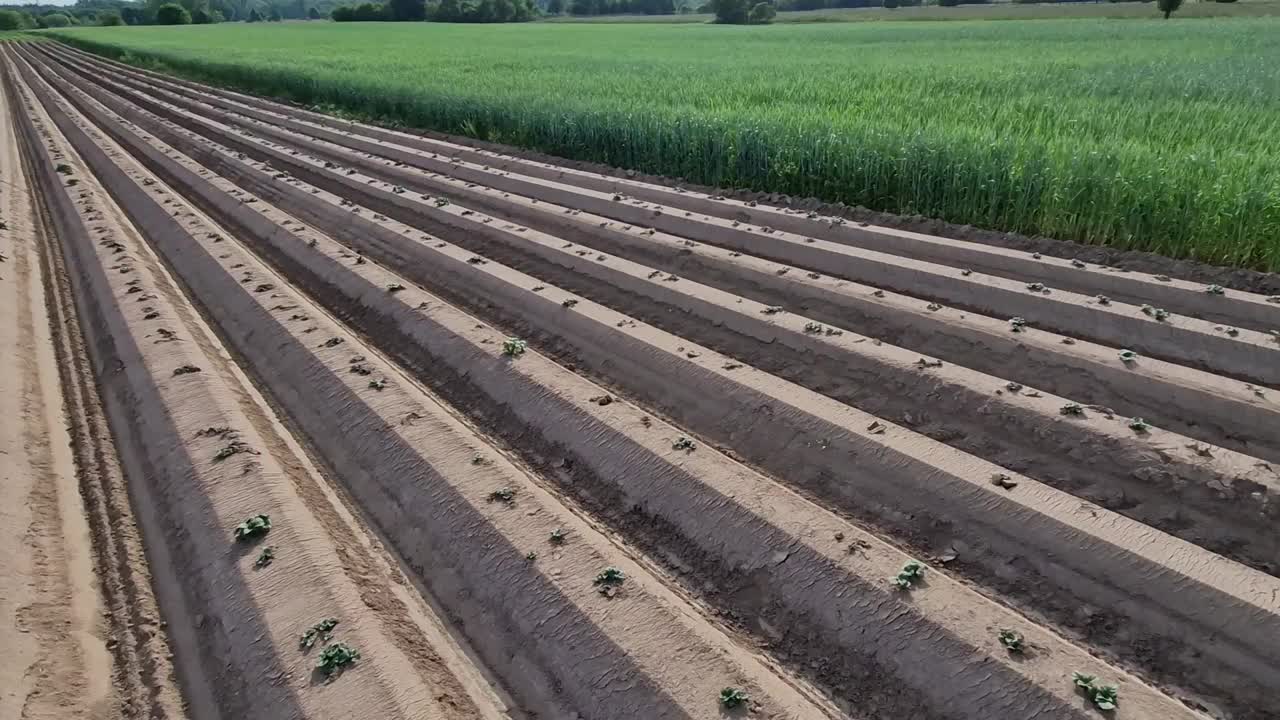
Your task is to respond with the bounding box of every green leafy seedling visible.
[526,551,538,561]
[1140,304,1171,321]
[719,687,750,709]
[233,514,271,542]
[1092,684,1119,711]
[997,629,1024,652]
[1205,284,1226,295]
[1025,282,1046,293]
[803,321,824,334]
[1060,403,1085,417]
[1008,316,1027,333]
[594,566,626,596]
[1128,417,1150,434]
[386,283,406,293]
[300,618,339,650]
[549,528,568,545]
[1094,295,1111,306]
[316,642,360,678]
[672,436,696,451]
[1118,349,1138,364]
[254,546,276,568]
[55,163,72,175]
[892,560,925,590]
[368,378,387,391]
[487,487,516,504]
[1073,672,1119,712]
[502,338,528,357]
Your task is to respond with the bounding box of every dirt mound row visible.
[41,43,1280,469]
[17,45,1216,720]
[10,39,1280,720]
[4,47,519,720]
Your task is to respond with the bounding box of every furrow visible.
[39,46,1280,389]
[12,44,854,720]
[27,44,1278,720]
[7,47,510,720]
[49,42,1280,333]
[40,44,1280,465]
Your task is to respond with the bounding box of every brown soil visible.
[4,39,1278,720]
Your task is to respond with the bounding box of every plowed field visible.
[2,40,1277,720]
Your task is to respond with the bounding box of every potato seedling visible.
[486,487,516,504]
[501,338,528,357]
[1140,304,1171,321]
[1118,349,1138,364]
[316,642,360,678]
[1073,672,1119,711]
[549,528,568,545]
[1205,284,1225,295]
[997,629,1024,652]
[719,687,750,709]
[1128,417,1150,433]
[254,546,275,568]
[594,566,626,596]
[233,514,271,542]
[672,436,696,451]
[1008,317,1027,333]
[1059,403,1085,417]
[892,560,925,590]
[300,618,339,649]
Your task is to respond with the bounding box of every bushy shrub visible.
[711,0,748,22]
[748,1,774,22]
[38,12,72,27]
[0,9,23,29]
[98,10,124,24]
[155,3,191,24]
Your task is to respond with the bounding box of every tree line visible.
[0,0,344,27]
[331,0,538,22]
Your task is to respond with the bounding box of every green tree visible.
[546,0,563,13]
[388,0,426,19]
[1156,0,1182,17]
[38,12,72,26]
[155,2,192,22]
[268,6,283,18]
[308,6,323,17]
[710,0,747,22]
[0,9,22,29]
[98,10,125,24]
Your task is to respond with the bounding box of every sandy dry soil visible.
[2,40,1278,720]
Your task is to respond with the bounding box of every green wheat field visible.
[48,18,1280,269]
